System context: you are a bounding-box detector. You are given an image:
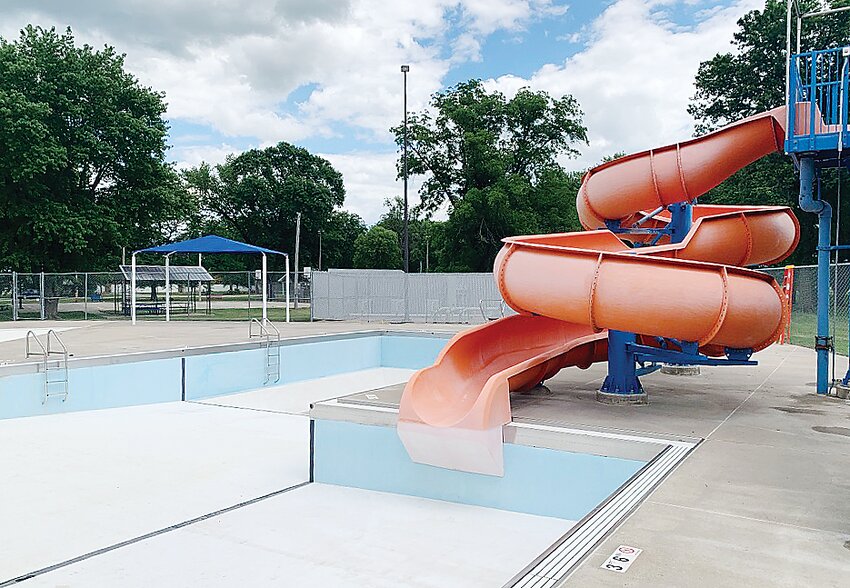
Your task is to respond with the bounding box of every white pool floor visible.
[24,484,570,588]
[0,367,573,587]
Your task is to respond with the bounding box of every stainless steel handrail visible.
[25,330,69,403]
[249,319,281,384]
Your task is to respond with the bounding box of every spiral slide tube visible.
[398,107,800,476]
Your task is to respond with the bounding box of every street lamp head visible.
[401,64,410,73]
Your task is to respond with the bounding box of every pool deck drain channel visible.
[0,481,312,587]
[504,437,699,587]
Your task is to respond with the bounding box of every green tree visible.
[321,210,367,269]
[438,169,584,271]
[376,197,444,272]
[0,26,186,272]
[688,0,850,263]
[183,142,346,270]
[391,80,587,270]
[353,226,402,269]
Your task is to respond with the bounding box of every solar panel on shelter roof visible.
[119,265,213,282]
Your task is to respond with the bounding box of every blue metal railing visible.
[786,47,849,154]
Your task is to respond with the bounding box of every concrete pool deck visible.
[0,319,467,366]
[1,320,848,586]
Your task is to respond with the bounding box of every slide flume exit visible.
[398,107,800,476]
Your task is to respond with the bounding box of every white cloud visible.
[484,0,763,171]
[320,151,438,224]
[171,144,244,170]
[0,0,764,223]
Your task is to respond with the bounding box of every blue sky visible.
[1,0,763,222]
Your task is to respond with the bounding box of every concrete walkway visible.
[525,344,850,587]
[0,320,464,366]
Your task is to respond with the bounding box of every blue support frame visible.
[797,159,834,395]
[600,200,756,399]
[787,45,850,395]
[600,330,643,396]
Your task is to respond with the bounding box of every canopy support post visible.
[262,252,268,324]
[165,253,172,323]
[131,252,137,325]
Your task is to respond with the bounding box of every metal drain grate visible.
[505,440,697,588]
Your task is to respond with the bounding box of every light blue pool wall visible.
[313,419,646,520]
[0,333,448,419]
[0,358,181,420]
[380,335,448,369]
[184,337,384,400]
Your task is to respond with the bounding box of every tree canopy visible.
[0,26,186,271]
[182,142,361,270]
[353,226,402,270]
[689,0,850,264]
[391,80,587,271]
[689,0,850,133]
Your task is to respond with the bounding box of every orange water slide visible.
[398,107,800,476]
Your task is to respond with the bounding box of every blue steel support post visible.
[668,202,693,242]
[601,330,642,396]
[600,202,693,400]
[798,158,833,395]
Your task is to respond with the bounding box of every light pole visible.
[401,64,410,274]
[318,229,322,271]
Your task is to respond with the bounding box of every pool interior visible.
[311,384,697,520]
[0,332,448,420]
[1,330,701,586]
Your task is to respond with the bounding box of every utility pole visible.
[318,229,322,271]
[425,238,429,272]
[294,212,301,309]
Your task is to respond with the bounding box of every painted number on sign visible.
[601,545,642,573]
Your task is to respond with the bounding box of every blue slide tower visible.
[785,1,849,395]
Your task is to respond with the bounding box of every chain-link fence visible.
[0,270,311,322]
[2,265,849,353]
[760,263,850,355]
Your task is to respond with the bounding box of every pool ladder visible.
[26,330,70,403]
[249,319,281,384]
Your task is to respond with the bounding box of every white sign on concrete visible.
[601,545,642,573]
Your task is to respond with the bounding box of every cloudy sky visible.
[0,0,762,223]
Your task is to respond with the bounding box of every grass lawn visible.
[788,310,849,353]
[164,307,311,322]
[0,307,312,323]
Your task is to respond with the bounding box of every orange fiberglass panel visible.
[398,106,800,475]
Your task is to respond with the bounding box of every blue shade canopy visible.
[136,235,286,256]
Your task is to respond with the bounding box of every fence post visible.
[84,272,88,320]
[11,271,17,321]
[40,271,45,320]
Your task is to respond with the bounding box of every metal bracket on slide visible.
[628,342,756,367]
[604,202,695,247]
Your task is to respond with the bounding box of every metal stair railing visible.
[249,319,281,384]
[26,329,70,403]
